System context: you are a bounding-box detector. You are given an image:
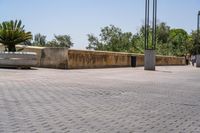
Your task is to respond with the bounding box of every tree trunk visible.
[7,45,16,52]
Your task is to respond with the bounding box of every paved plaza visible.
[0,66,200,133]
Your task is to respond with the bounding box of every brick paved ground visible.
[0,66,200,133]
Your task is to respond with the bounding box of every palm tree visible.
[0,20,32,52]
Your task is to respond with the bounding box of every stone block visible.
[144,50,156,70]
[0,52,37,68]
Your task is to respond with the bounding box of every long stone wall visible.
[68,49,132,69]
[68,49,186,69]
[0,44,186,69]
[156,55,185,66]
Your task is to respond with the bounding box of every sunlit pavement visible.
[0,66,200,133]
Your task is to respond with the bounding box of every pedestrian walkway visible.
[0,66,200,133]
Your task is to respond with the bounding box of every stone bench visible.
[0,52,37,68]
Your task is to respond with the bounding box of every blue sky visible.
[0,0,200,49]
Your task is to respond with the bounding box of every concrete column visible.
[144,50,156,70]
[196,54,200,67]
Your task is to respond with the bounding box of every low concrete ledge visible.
[1,44,186,69]
[68,49,186,69]
[0,52,37,68]
[68,49,131,69]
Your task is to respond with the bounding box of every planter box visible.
[0,52,37,68]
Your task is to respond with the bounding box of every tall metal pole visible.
[198,11,200,46]
[145,0,157,50]
[145,0,150,50]
[152,0,157,50]
[196,11,200,67]
[144,0,157,70]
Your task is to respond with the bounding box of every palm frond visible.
[0,20,32,51]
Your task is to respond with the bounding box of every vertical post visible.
[144,0,157,71]
[152,0,157,49]
[145,0,149,50]
[197,11,200,45]
[196,11,200,67]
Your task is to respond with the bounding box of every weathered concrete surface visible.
[144,50,156,70]
[68,49,185,69]
[68,49,131,69]
[16,45,44,66]
[0,44,5,51]
[0,66,200,133]
[0,45,186,69]
[0,52,37,68]
[17,46,68,69]
[135,54,144,66]
[39,48,68,69]
[0,45,68,69]
[156,55,186,66]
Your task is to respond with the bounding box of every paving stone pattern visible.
[0,66,200,133]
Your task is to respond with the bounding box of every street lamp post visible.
[144,0,157,70]
[196,11,200,67]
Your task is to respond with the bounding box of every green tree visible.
[86,34,103,50]
[47,35,73,48]
[0,20,32,52]
[86,23,194,56]
[156,22,170,55]
[188,30,200,54]
[32,33,47,46]
[168,29,188,56]
[157,22,170,44]
[135,22,171,55]
[86,25,137,52]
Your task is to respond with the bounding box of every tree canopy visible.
[0,20,32,52]
[86,23,199,56]
[2,19,197,56]
[86,25,137,53]
[31,34,73,48]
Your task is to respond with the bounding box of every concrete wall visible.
[0,44,5,51]
[20,46,68,69]
[39,48,68,69]
[135,54,145,66]
[0,52,37,67]
[156,55,185,66]
[0,45,68,69]
[68,49,132,69]
[16,45,44,66]
[0,44,186,69]
[68,49,186,69]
